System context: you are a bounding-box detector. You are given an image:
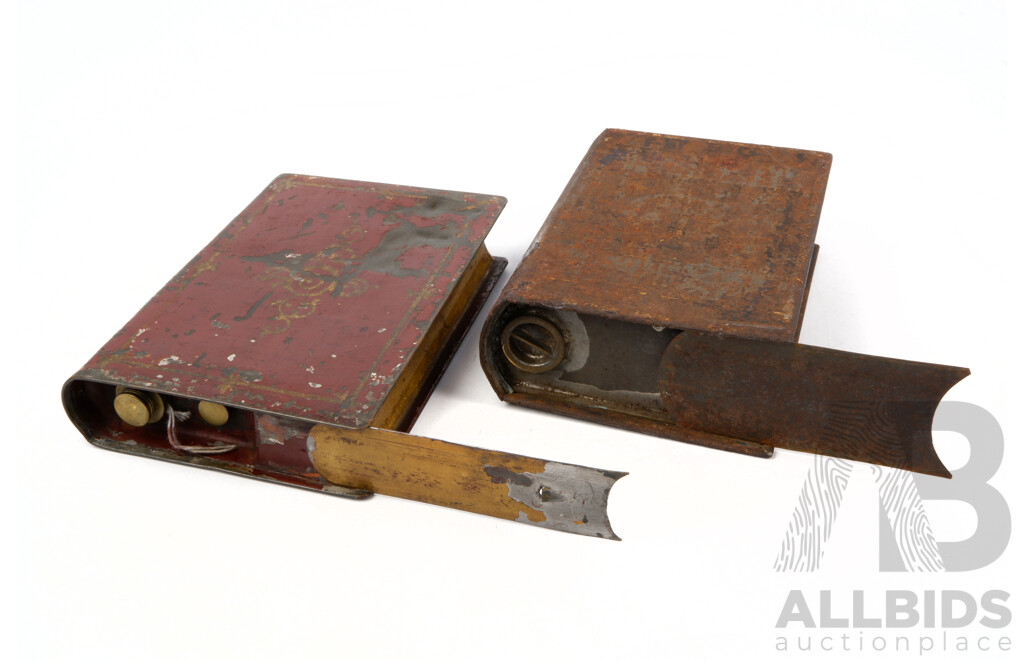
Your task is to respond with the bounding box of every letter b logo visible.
[776,403,1009,572]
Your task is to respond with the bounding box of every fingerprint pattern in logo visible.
[871,465,944,571]
[774,455,943,572]
[774,455,853,572]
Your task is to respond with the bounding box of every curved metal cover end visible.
[659,332,969,478]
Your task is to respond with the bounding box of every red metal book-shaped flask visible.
[64,174,625,539]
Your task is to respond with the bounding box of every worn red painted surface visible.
[64,174,505,496]
[73,174,504,428]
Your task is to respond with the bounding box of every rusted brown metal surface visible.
[63,174,626,538]
[480,129,968,477]
[499,129,831,341]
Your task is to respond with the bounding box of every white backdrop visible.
[8,1,1021,658]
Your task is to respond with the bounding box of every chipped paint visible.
[62,174,505,430]
[310,425,625,540]
[490,461,625,539]
[62,174,509,508]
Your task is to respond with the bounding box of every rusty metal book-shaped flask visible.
[63,174,625,540]
[480,130,969,478]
